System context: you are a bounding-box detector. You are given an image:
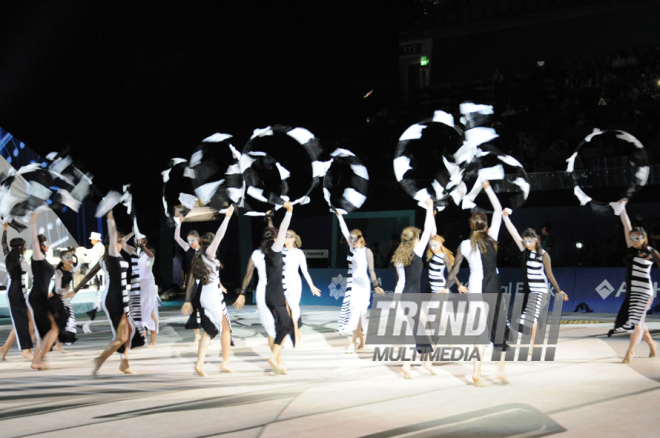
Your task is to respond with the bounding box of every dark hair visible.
[521,228,543,260]
[191,232,215,285]
[5,238,26,278]
[260,227,278,255]
[542,222,552,233]
[630,226,649,249]
[469,212,498,254]
[187,230,200,239]
[37,234,47,247]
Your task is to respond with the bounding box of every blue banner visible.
[294,267,659,315]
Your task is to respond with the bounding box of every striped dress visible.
[428,253,447,293]
[612,246,657,334]
[519,249,549,333]
[128,251,145,337]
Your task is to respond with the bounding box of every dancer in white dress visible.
[236,248,276,339]
[122,232,159,347]
[182,206,235,377]
[336,212,383,353]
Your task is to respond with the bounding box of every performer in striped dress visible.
[26,211,58,370]
[74,210,145,375]
[336,211,383,353]
[182,206,235,377]
[281,230,321,346]
[175,218,202,345]
[0,223,34,361]
[124,235,145,342]
[446,180,508,387]
[392,198,436,379]
[608,199,659,363]
[122,232,158,347]
[426,234,455,293]
[502,210,568,347]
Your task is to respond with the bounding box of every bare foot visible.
[119,359,137,375]
[473,375,485,387]
[402,365,413,380]
[53,344,68,353]
[22,350,34,361]
[650,341,657,358]
[345,340,356,354]
[31,360,51,370]
[279,364,288,375]
[194,364,208,377]
[498,375,510,384]
[220,364,234,373]
[92,357,102,376]
[192,336,201,347]
[0,347,7,361]
[147,343,156,348]
[424,364,437,375]
[267,357,281,374]
[623,351,634,363]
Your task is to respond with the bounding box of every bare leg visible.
[220,315,233,373]
[194,332,211,377]
[31,315,59,370]
[401,361,413,379]
[356,318,366,350]
[346,329,358,353]
[28,311,36,342]
[269,342,285,374]
[497,359,509,384]
[529,321,538,355]
[643,326,657,358]
[193,328,201,346]
[0,329,16,360]
[22,349,33,360]
[54,341,67,353]
[148,310,158,347]
[424,360,437,375]
[472,344,487,387]
[293,318,300,348]
[118,321,136,374]
[624,323,645,363]
[93,314,129,375]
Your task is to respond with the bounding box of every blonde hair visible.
[426,235,455,264]
[392,226,420,267]
[350,229,366,249]
[469,212,498,254]
[287,229,302,249]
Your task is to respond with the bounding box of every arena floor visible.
[1,306,659,438]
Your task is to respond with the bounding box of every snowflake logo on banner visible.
[328,274,347,300]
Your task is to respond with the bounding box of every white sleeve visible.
[298,250,315,289]
[175,221,190,251]
[394,263,405,294]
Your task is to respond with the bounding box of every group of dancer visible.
[1,182,657,385]
[0,209,160,375]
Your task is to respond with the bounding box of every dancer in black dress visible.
[0,222,34,361]
[182,206,234,377]
[263,201,296,374]
[175,217,202,345]
[26,211,58,370]
[608,199,659,363]
[446,180,508,387]
[74,210,145,375]
[49,249,78,352]
[391,198,436,378]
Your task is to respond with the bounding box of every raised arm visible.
[414,198,436,257]
[121,230,136,255]
[502,211,524,251]
[107,211,119,258]
[266,210,275,229]
[619,200,633,247]
[366,248,384,293]
[139,242,155,258]
[336,212,351,244]
[446,245,466,293]
[298,251,321,296]
[30,212,44,260]
[174,217,190,251]
[2,223,8,256]
[272,202,293,253]
[205,206,234,258]
[483,180,502,239]
[73,261,101,293]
